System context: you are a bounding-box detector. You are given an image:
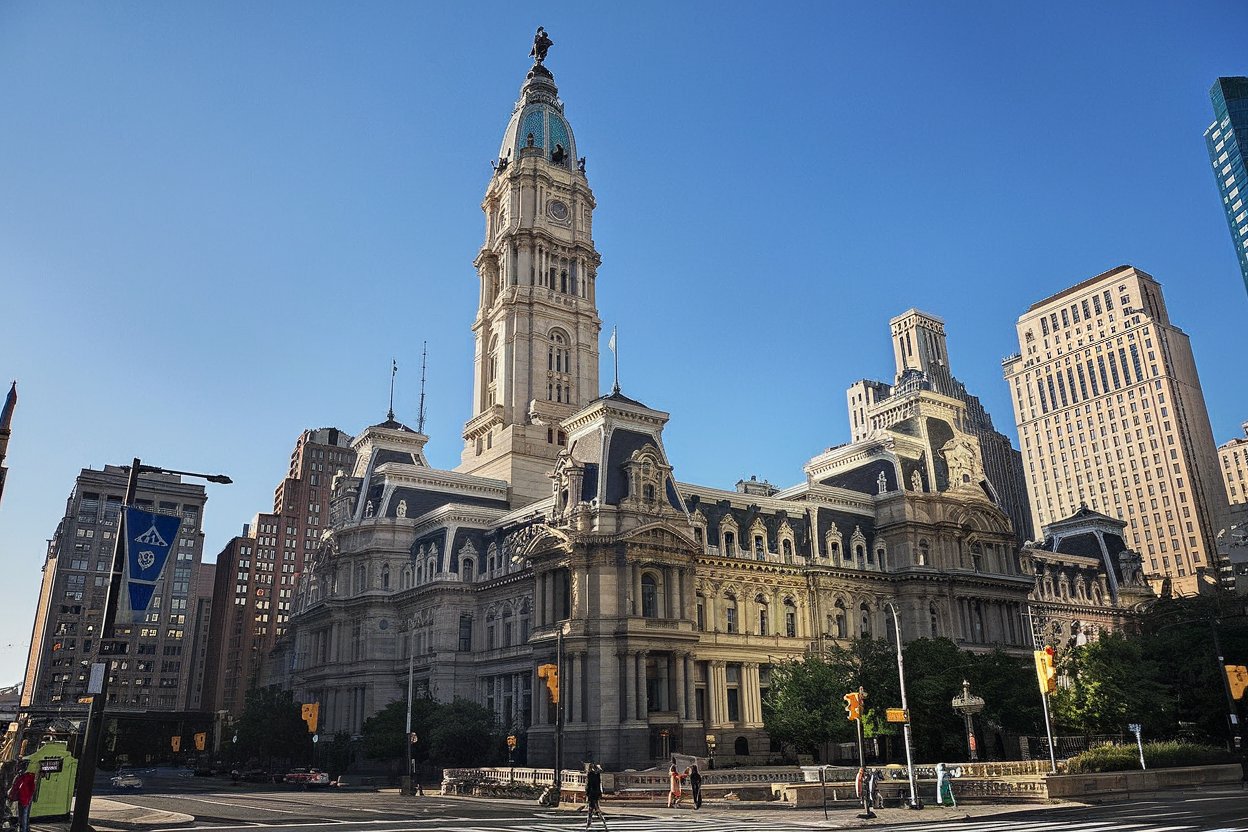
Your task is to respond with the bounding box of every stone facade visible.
[277,48,1138,771]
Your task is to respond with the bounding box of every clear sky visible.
[1,2,1245,685]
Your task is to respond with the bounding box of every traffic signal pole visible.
[1209,618,1243,752]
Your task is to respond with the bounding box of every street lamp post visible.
[405,618,416,794]
[552,623,565,804]
[70,458,230,832]
[883,602,921,809]
[951,679,985,763]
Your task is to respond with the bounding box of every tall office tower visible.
[20,465,209,712]
[1003,266,1228,595]
[0,381,16,506]
[848,309,1034,544]
[202,428,353,715]
[1218,423,1248,506]
[1204,77,1248,295]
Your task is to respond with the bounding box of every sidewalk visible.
[32,798,194,832]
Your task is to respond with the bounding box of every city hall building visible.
[276,40,1144,770]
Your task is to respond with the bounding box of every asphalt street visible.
[80,778,1248,832]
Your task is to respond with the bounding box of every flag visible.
[608,327,617,353]
[125,506,182,621]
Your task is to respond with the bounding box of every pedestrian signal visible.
[1034,647,1057,694]
[194,732,207,751]
[1227,665,1248,701]
[171,736,181,752]
[537,663,560,704]
[843,692,862,721]
[301,702,320,733]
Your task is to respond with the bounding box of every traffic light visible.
[1034,647,1057,694]
[301,702,320,733]
[1227,665,1248,701]
[843,692,862,721]
[537,663,560,704]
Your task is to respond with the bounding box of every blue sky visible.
[1,2,1245,684]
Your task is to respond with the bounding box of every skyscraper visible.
[21,465,210,713]
[1003,265,1228,595]
[202,427,354,716]
[1204,77,1248,294]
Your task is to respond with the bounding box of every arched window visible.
[642,483,656,502]
[782,539,793,560]
[971,542,984,573]
[859,603,871,638]
[756,595,768,635]
[381,563,390,590]
[834,600,848,639]
[929,603,940,636]
[355,565,366,593]
[855,544,865,563]
[641,573,659,618]
[725,595,739,633]
[457,615,472,651]
[784,598,798,637]
[722,531,736,556]
[461,557,474,583]
[734,736,749,756]
[918,539,930,566]
[548,330,570,374]
[753,535,765,558]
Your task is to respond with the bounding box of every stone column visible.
[569,652,581,723]
[674,652,687,719]
[623,651,636,722]
[533,667,544,726]
[633,565,643,616]
[636,650,649,720]
[545,574,556,626]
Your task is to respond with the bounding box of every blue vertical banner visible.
[124,507,181,622]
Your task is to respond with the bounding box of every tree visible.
[763,654,854,756]
[426,698,503,767]
[234,686,312,768]
[1051,630,1171,735]
[361,695,439,765]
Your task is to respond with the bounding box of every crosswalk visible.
[493,814,1248,832]
[861,819,1248,832]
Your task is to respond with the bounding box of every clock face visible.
[547,200,569,221]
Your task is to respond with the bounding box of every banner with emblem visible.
[124,506,181,621]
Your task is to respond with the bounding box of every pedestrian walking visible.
[584,764,606,830]
[934,762,957,808]
[7,761,35,832]
[666,762,685,808]
[687,763,702,810]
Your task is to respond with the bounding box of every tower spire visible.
[0,381,16,507]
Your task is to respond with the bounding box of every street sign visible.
[886,707,909,723]
[87,662,105,695]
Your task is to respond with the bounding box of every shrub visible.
[1065,741,1233,773]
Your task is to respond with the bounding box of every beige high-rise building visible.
[1003,265,1227,595]
[1217,423,1248,506]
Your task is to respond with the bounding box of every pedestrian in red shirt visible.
[7,762,35,832]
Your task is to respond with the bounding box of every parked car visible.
[284,768,330,787]
[110,771,143,789]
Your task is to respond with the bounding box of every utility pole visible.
[884,602,920,809]
[1024,605,1059,773]
[405,619,416,793]
[553,625,564,804]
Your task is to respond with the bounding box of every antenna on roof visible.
[417,341,428,434]
[388,358,397,421]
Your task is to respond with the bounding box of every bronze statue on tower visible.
[530,27,553,64]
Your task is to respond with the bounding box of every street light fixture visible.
[951,679,986,763]
[883,602,921,809]
[70,457,230,832]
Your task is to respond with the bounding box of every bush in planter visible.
[1065,741,1233,773]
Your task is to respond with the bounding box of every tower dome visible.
[498,64,578,169]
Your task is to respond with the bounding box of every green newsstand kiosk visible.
[27,741,78,819]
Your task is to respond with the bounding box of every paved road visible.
[82,781,1248,832]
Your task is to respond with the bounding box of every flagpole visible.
[70,458,141,832]
[611,327,619,394]
[389,359,398,421]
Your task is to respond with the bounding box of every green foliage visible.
[1051,631,1171,735]
[1065,741,1233,773]
[234,686,312,767]
[362,696,502,768]
[763,654,855,754]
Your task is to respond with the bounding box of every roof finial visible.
[608,326,620,395]
[388,359,397,422]
[417,341,428,435]
[530,26,553,64]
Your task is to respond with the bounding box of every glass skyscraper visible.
[1204,77,1248,295]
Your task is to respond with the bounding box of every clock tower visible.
[457,34,602,507]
